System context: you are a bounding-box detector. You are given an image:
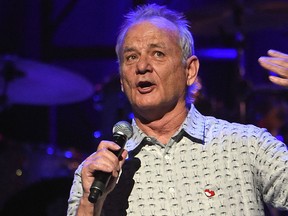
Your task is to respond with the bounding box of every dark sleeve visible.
[102,157,141,216]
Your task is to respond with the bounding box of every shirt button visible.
[169,187,175,193]
[164,155,170,160]
[146,137,152,142]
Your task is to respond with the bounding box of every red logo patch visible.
[204,189,215,197]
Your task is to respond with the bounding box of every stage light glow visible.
[93,130,102,138]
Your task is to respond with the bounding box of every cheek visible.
[165,66,186,85]
[166,71,188,95]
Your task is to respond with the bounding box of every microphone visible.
[88,121,133,203]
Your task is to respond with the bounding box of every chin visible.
[133,98,158,107]
[132,103,158,113]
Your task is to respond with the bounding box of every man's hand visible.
[76,141,128,216]
[258,49,288,87]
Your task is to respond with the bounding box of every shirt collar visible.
[125,104,205,151]
[177,104,205,144]
[125,120,147,151]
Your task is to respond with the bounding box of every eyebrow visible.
[123,47,136,54]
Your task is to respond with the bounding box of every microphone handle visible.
[88,133,127,203]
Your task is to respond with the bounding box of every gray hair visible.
[115,4,195,63]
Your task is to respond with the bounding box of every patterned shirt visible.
[67,105,288,216]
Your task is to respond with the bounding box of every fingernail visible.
[268,49,278,54]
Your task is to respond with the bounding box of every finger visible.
[119,150,128,168]
[83,153,120,179]
[267,49,288,58]
[86,141,121,163]
[96,141,127,167]
[83,140,126,179]
[269,76,288,88]
[85,143,118,162]
[86,154,117,174]
[259,57,288,68]
[83,157,115,175]
[110,150,128,177]
[97,140,121,152]
[258,58,288,78]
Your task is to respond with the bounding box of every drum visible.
[0,139,84,211]
[22,144,83,184]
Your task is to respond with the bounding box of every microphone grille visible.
[112,121,133,139]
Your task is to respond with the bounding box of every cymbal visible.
[187,1,288,36]
[0,56,94,105]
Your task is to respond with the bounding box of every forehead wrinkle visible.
[123,42,165,53]
[121,21,180,58]
[149,42,165,49]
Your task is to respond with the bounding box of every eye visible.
[154,51,164,58]
[126,54,138,62]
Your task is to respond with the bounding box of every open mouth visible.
[138,81,153,88]
[137,81,155,93]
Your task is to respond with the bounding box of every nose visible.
[136,56,152,74]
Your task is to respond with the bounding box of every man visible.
[67,4,288,216]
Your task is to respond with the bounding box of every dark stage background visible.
[0,0,288,215]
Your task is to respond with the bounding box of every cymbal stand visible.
[232,0,249,123]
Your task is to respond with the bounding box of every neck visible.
[134,104,189,144]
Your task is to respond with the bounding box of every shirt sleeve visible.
[67,162,84,216]
[255,129,288,210]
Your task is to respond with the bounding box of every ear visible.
[185,55,199,86]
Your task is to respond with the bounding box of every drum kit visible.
[0,55,94,209]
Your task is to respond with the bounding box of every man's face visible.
[119,18,196,117]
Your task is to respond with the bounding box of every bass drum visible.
[22,143,83,184]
